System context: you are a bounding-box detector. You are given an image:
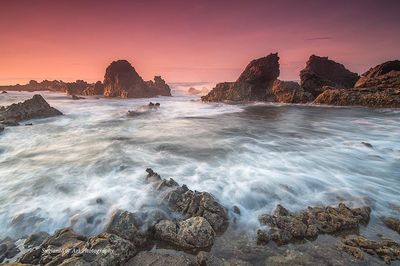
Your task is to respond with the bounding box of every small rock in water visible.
[382,217,400,234]
[1,91,7,94]
[71,95,85,100]
[362,142,373,148]
[96,197,104,205]
[24,231,50,249]
[0,239,20,263]
[0,124,4,132]
[25,123,33,126]
[233,205,241,215]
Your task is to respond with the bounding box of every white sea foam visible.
[0,89,399,238]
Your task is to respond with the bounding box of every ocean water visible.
[0,86,399,239]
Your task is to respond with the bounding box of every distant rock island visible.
[202,54,400,108]
[0,60,171,99]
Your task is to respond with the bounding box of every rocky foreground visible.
[1,169,399,265]
[202,54,400,108]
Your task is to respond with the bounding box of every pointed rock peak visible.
[237,53,280,84]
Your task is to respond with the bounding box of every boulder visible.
[145,76,171,96]
[0,95,62,124]
[1,91,7,94]
[257,203,371,245]
[314,87,400,108]
[24,231,50,249]
[382,217,400,234]
[272,80,314,103]
[202,53,280,102]
[127,251,197,266]
[0,239,20,263]
[355,60,400,89]
[127,102,161,117]
[342,235,400,264]
[300,55,359,97]
[154,217,215,249]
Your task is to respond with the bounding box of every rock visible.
[103,60,171,98]
[342,235,400,264]
[127,102,161,117]
[24,231,50,249]
[233,206,241,215]
[257,203,371,245]
[145,76,172,96]
[265,250,314,266]
[0,95,62,124]
[355,60,400,89]
[82,81,104,96]
[196,251,251,266]
[202,53,280,102]
[127,251,197,266]
[0,80,68,93]
[154,217,215,249]
[272,80,314,103]
[0,124,4,132]
[71,95,85,100]
[188,87,201,95]
[314,87,400,108]
[382,217,400,234]
[0,239,20,263]
[300,55,359,97]
[362,142,373,148]
[1,91,7,94]
[104,209,149,246]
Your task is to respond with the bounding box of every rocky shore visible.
[1,169,399,265]
[202,54,400,108]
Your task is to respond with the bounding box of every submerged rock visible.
[257,203,371,245]
[300,55,359,97]
[127,251,197,266]
[127,102,161,117]
[314,87,400,108]
[355,60,400,89]
[383,217,400,234]
[1,91,7,94]
[342,235,400,264]
[0,239,20,263]
[202,53,280,102]
[0,95,62,125]
[71,95,85,100]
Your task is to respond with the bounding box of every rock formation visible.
[188,87,201,95]
[202,53,280,102]
[0,95,62,126]
[103,60,171,98]
[272,80,313,103]
[300,55,359,97]
[355,60,400,89]
[127,102,161,117]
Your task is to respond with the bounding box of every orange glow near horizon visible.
[1,0,399,85]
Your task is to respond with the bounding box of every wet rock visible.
[196,251,250,266]
[0,95,62,124]
[265,250,314,266]
[313,87,400,108]
[362,142,373,148]
[24,231,50,249]
[71,95,85,100]
[127,102,161,117]
[300,55,359,97]
[0,124,4,132]
[233,206,241,215]
[127,251,197,266]
[202,53,280,102]
[1,91,7,93]
[272,79,314,103]
[355,60,400,89]
[257,203,371,245]
[383,217,400,234]
[154,217,215,249]
[104,209,148,246]
[342,235,400,264]
[104,60,171,98]
[0,239,20,263]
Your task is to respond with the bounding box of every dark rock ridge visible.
[0,95,62,126]
[300,55,359,97]
[103,60,171,98]
[202,53,280,102]
[355,60,400,89]
[256,203,371,246]
[341,235,400,264]
[314,87,400,108]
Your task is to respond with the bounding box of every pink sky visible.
[1,0,399,84]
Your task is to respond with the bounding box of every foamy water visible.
[0,87,399,239]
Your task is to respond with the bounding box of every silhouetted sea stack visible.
[300,55,359,97]
[103,60,171,98]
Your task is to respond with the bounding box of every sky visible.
[0,0,399,84]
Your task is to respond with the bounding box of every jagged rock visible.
[257,203,370,245]
[342,235,400,264]
[103,60,171,98]
[24,231,50,249]
[127,251,197,266]
[71,95,85,100]
[300,55,359,97]
[383,217,400,234]
[0,95,62,125]
[202,53,280,102]
[1,91,7,94]
[0,239,20,263]
[314,87,400,108]
[272,80,314,103]
[355,60,400,89]
[127,102,161,117]
[154,217,215,249]
[0,80,68,93]
[145,76,171,96]
[82,81,104,96]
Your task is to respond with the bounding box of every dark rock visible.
[1,91,7,94]
[314,87,400,108]
[362,142,373,148]
[272,80,314,103]
[257,203,371,245]
[0,239,20,261]
[154,216,215,249]
[383,217,400,234]
[127,102,161,117]
[0,80,67,93]
[0,124,4,132]
[300,55,359,97]
[196,251,251,266]
[233,205,241,215]
[127,251,197,266]
[0,94,62,124]
[355,60,400,89]
[104,60,171,98]
[24,231,50,249]
[82,81,104,96]
[71,95,85,100]
[202,53,280,102]
[342,235,400,264]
